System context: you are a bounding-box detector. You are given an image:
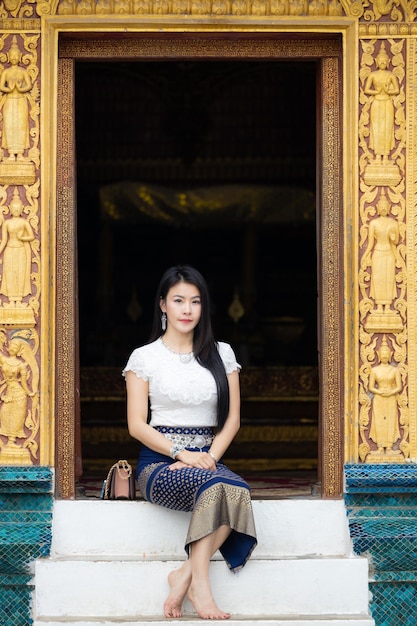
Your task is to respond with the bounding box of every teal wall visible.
[0,467,53,626]
[345,464,417,626]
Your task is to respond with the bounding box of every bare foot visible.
[188,582,231,620]
[163,564,191,618]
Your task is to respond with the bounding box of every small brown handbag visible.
[103,459,136,500]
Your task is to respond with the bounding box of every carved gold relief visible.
[0,0,37,18]
[0,186,39,326]
[368,336,402,458]
[360,39,405,188]
[358,37,408,464]
[0,328,39,464]
[363,0,417,22]
[50,0,353,16]
[0,33,39,185]
[359,334,408,462]
[360,189,405,333]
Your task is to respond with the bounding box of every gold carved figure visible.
[364,43,399,166]
[362,191,399,313]
[368,336,402,458]
[0,36,32,162]
[0,188,34,307]
[0,336,35,448]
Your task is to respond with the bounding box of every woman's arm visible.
[125,370,175,457]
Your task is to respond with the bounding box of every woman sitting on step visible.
[123,265,257,620]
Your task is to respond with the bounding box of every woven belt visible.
[161,431,214,450]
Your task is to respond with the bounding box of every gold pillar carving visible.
[0,31,40,467]
[56,57,76,498]
[405,38,417,461]
[358,34,409,464]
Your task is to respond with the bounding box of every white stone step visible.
[33,616,374,626]
[34,557,370,620]
[33,499,374,625]
[50,500,354,559]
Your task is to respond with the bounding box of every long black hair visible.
[148,265,230,430]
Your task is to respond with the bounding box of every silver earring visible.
[161,312,167,331]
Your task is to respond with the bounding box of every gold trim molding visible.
[33,0,417,19]
[52,32,350,498]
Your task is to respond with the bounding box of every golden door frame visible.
[42,17,358,498]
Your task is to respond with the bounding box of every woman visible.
[123,265,257,620]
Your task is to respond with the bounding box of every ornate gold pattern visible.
[54,36,344,499]
[59,38,341,60]
[30,0,414,17]
[47,0,350,16]
[320,56,342,497]
[56,58,76,498]
[405,38,417,460]
[0,32,41,468]
[360,0,417,23]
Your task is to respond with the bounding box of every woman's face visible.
[160,281,202,335]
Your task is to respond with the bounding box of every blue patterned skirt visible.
[136,426,257,572]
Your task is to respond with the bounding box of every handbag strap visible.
[104,460,133,499]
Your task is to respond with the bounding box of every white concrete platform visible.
[33,616,374,626]
[50,500,354,559]
[32,499,374,626]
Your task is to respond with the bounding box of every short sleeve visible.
[122,348,150,381]
[218,342,241,374]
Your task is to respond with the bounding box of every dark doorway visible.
[74,60,318,482]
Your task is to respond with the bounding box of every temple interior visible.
[74,59,319,479]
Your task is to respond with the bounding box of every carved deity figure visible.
[364,43,399,165]
[0,189,34,306]
[0,36,32,162]
[362,191,399,312]
[0,337,34,446]
[368,337,401,455]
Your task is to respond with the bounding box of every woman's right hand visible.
[169,450,217,471]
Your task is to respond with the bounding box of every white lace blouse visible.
[122,337,241,428]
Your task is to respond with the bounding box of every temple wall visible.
[0,1,416,624]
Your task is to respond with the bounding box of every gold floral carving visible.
[361,0,417,22]
[0,328,39,464]
[0,0,37,18]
